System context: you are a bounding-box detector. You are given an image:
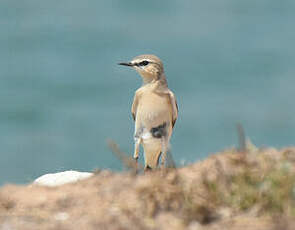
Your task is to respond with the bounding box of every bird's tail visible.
[142,139,162,170]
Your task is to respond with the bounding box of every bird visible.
[118,54,178,171]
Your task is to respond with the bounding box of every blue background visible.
[1,0,294,184]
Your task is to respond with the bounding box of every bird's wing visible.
[131,91,140,121]
[167,90,178,128]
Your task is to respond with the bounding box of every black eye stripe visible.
[138,60,149,66]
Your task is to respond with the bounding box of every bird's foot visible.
[133,157,139,174]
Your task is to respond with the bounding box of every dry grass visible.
[1,145,295,229]
[107,137,295,227]
[205,152,295,215]
[132,146,295,227]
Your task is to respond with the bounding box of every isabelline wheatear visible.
[119,54,178,170]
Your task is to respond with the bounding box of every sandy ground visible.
[1,147,295,230]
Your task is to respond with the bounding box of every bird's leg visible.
[134,137,141,173]
[160,136,168,170]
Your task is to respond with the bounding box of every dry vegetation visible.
[1,145,295,229]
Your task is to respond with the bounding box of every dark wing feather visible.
[167,91,178,129]
[132,112,136,121]
[172,99,178,128]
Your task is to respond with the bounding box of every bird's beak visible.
[118,62,134,67]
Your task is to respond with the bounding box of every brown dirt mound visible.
[1,147,295,230]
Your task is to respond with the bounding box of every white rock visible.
[33,170,93,187]
[54,212,69,221]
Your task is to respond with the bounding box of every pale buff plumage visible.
[119,54,178,170]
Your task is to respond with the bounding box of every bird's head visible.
[119,54,165,84]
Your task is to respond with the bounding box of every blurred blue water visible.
[0,0,294,184]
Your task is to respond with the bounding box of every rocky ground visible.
[1,146,295,230]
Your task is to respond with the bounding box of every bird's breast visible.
[135,92,172,129]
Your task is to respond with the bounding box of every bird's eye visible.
[139,60,149,66]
